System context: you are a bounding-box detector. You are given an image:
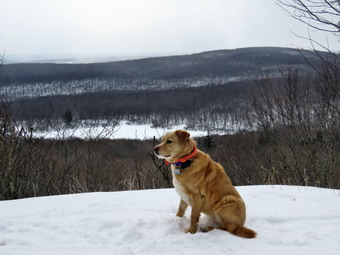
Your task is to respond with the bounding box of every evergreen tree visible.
[62,110,73,126]
[202,130,216,150]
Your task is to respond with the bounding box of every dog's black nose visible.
[153,146,159,153]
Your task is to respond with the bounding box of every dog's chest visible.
[172,170,191,205]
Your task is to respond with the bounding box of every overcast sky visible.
[0,0,339,58]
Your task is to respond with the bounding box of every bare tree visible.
[277,0,340,34]
[0,52,4,67]
[276,0,340,63]
[239,2,340,188]
[276,0,340,122]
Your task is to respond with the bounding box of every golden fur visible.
[154,130,256,238]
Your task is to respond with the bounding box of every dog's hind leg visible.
[217,211,256,239]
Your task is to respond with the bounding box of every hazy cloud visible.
[0,0,338,58]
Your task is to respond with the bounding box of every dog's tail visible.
[233,226,257,239]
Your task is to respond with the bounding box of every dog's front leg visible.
[185,195,204,234]
[176,199,188,217]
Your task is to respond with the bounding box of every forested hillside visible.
[0,47,322,101]
[0,47,328,129]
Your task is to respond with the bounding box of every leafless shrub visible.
[234,66,340,188]
[0,103,174,200]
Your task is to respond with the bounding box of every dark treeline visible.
[11,80,255,127]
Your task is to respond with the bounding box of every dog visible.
[154,130,256,238]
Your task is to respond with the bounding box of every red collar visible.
[165,147,197,166]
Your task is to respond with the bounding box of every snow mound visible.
[1,185,340,255]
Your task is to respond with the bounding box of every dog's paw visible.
[176,211,185,217]
[185,227,197,234]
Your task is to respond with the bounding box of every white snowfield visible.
[1,185,340,255]
[37,121,207,140]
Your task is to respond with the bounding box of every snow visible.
[113,122,207,139]
[37,121,207,140]
[1,185,340,255]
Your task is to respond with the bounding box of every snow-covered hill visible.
[1,47,321,100]
[1,186,340,255]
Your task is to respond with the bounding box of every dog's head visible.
[154,130,196,162]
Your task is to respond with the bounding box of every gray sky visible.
[0,0,339,58]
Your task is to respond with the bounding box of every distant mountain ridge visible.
[0,47,325,100]
[3,54,153,64]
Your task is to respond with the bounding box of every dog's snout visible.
[153,146,159,154]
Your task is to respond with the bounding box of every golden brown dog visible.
[154,130,256,238]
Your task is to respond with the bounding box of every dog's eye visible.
[166,140,172,144]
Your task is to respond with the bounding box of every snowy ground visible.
[36,121,207,140]
[1,185,340,255]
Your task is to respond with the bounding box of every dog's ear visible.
[176,130,190,144]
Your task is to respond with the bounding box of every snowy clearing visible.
[36,121,208,140]
[1,185,340,255]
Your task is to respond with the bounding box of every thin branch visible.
[0,51,4,67]
[276,0,340,32]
